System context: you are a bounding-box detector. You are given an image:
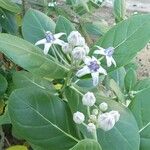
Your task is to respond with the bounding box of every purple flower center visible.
[88,60,100,72]
[45,32,55,43]
[104,47,114,57]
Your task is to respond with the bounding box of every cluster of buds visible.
[62,31,89,61]
[73,92,120,133]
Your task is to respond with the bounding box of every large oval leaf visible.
[22,9,56,44]
[129,88,150,150]
[95,14,150,71]
[70,139,102,150]
[8,88,80,150]
[0,34,68,79]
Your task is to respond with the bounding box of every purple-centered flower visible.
[94,46,116,67]
[76,56,107,86]
[35,31,66,55]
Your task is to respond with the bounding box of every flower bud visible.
[73,111,85,124]
[82,92,96,107]
[87,123,96,132]
[98,112,115,131]
[92,109,99,115]
[62,43,72,54]
[109,111,120,122]
[89,115,97,123]
[99,102,108,112]
[72,47,86,60]
[83,44,90,54]
[68,31,85,47]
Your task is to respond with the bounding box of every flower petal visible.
[35,39,46,46]
[98,66,107,75]
[83,56,92,65]
[54,39,66,46]
[106,56,113,67]
[94,49,105,55]
[76,66,90,77]
[111,57,117,67]
[91,72,99,86]
[43,43,51,55]
[54,33,66,39]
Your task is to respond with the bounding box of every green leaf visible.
[0,74,8,95]
[70,139,102,150]
[97,99,140,150]
[8,88,80,150]
[13,71,56,93]
[55,16,75,37]
[0,105,11,125]
[0,0,21,13]
[109,67,126,90]
[94,14,150,71]
[129,88,150,150]
[22,9,56,44]
[0,9,18,34]
[124,68,137,92]
[109,79,125,102]
[113,0,126,22]
[6,145,28,150]
[134,78,150,91]
[0,34,68,79]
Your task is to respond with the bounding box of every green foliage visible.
[8,88,80,150]
[0,0,21,13]
[0,74,8,95]
[70,139,102,150]
[94,14,150,72]
[22,9,56,44]
[0,34,68,79]
[97,98,140,150]
[124,69,137,92]
[113,0,126,22]
[129,88,150,150]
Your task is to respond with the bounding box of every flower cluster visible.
[35,30,116,86]
[73,92,120,132]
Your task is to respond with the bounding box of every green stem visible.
[87,106,91,117]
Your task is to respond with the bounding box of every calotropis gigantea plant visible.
[1,8,150,150]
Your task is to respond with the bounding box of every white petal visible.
[83,56,92,65]
[54,33,66,39]
[54,39,66,46]
[43,43,51,55]
[98,66,107,75]
[76,66,90,77]
[35,39,46,46]
[91,72,99,86]
[94,49,105,55]
[106,56,112,67]
[111,57,117,67]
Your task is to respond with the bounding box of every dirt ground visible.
[93,4,150,79]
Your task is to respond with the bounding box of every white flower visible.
[62,43,72,54]
[73,111,85,124]
[87,123,96,132]
[72,47,87,60]
[68,31,85,47]
[98,112,115,131]
[76,56,107,86]
[99,102,108,112]
[109,111,120,122]
[82,92,96,107]
[94,46,116,67]
[35,31,66,55]
[92,109,99,115]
